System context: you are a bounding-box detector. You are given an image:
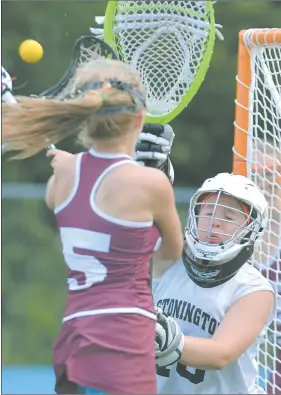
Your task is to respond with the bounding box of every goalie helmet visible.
[183,173,268,287]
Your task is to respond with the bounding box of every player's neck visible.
[91,136,135,158]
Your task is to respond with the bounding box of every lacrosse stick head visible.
[39,35,118,100]
[104,1,216,124]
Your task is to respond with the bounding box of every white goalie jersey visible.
[152,260,275,395]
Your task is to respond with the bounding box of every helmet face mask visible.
[186,190,263,262]
[183,173,268,287]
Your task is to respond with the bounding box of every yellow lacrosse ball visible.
[19,39,44,63]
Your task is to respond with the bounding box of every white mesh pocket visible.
[108,1,215,118]
[55,40,116,100]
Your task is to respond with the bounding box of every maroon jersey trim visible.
[89,147,132,160]
[54,152,83,215]
[62,306,157,323]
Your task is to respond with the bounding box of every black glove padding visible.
[135,124,175,184]
[136,124,174,162]
[1,66,16,104]
[155,307,184,367]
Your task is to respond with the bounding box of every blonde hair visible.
[2,59,146,159]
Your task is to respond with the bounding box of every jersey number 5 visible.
[60,227,111,291]
[157,363,205,384]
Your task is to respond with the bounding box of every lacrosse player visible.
[2,59,183,394]
[153,173,275,394]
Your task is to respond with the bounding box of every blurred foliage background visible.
[2,1,281,365]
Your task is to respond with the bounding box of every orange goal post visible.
[233,28,281,394]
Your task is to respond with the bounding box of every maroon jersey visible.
[53,149,160,394]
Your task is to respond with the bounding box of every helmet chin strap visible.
[182,244,254,288]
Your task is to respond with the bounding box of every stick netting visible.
[109,1,214,117]
[42,38,115,100]
[234,28,281,395]
[56,42,111,100]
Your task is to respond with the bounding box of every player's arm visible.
[45,149,75,210]
[149,168,183,263]
[156,289,274,370]
[45,175,55,210]
[136,124,177,277]
[179,290,274,369]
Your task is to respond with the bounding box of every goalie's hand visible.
[155,307,184,367]
[135,124,174,163]
[135,124,175,184]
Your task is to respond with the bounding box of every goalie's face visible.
[185,173,267,265]
[197,193,249,244]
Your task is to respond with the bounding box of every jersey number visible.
[60,227,111,291]
[157,363,205,384]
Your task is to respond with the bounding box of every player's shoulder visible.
[236,262,272,286]
[115,163,175,210]
[229,262,274,305]
[138,165,173,190]
[110,160,169,185]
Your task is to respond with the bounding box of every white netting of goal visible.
[234,28,281,394]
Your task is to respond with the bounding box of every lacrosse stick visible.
[38,35,118,151]
[103,1,218,125]
[39,34,118,100]
[101,1,220,283]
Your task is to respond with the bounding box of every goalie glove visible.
[2,66,17,154]
[135,124,175,184]
[155,307,185,367]
[1,66,16,104]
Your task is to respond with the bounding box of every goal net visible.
[233,28,281,394]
